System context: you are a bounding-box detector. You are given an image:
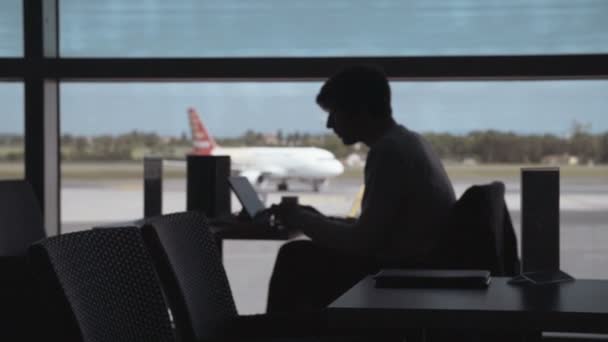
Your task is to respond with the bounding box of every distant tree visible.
[243,130,258,145]
[62,134,74,145]
[569,121,598,162]
[597,132,608,163]
[6,152,23,161]
[276,129,284,145]
[319,135,350,159]
[53,127,608,164]
[74,137,89,157]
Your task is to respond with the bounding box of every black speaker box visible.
[521,167,560,273]
[186,155,231,218]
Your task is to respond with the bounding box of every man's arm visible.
[274,206,372,254]
[275,146,408,257]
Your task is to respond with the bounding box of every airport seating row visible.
[0,181,323,340]
[14,211,329,341]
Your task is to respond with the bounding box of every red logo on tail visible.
[188,107,217,155]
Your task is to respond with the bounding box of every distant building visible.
[344,153,365,168]
[541,154,579,166]
[462,157,478,166]
[261,133,279,145]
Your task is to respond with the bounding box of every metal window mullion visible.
[43,80,60,236]
[3,55,608,80]
[24,0,60,236]
[39,55,608,80]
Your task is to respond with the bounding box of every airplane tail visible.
[188,107,217,155]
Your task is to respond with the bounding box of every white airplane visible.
[188,108,344,192]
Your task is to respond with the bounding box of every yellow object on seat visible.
[347,185,365,218]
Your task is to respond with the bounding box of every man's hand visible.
[298,205,322,215]
[270,203,323,231]
[252,208,273,225]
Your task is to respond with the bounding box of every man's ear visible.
[354,104,374,122]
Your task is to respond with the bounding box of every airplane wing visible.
[239,166,287,185]
[258,165,287,177]
[159,159,287,186]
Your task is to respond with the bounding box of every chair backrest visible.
[141,212,238,342]
[28,227,176,342]
[438,181,520,276]
[0,180,46,256]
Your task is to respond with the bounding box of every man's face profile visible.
[326,107,364,146]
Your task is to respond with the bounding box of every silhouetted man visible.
[266,65,456,313]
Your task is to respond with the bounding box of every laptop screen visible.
[228,176,266,218]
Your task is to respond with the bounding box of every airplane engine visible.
[256,174,270,188]
[239,170,264,188]
[312,178,328,192]
[256,174,265,184]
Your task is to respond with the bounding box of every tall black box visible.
[521,167,560,273]
[186,155,231,218]
[143,156,163,218]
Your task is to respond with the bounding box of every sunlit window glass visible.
[60,0,608,57]
[0,82,24,180]
[0,0,23,57]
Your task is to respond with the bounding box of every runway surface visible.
[61,176,608,314]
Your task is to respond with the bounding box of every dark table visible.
[208,215,302,256]
[209,215,301,240]
[328,276,608,335]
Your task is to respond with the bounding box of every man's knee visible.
[274,240,319,271]
[277,240,314,257]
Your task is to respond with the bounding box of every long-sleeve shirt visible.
[296,124,456,264]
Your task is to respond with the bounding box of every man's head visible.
[317,65,392,145]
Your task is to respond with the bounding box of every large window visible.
[60,82,328,232]
[0,0,23,57]
[0,82,24,180]
[9,0,608,316]
[60,80,608,312]
[60,0,608,57]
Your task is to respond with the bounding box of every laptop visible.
[373,269,491,289]
[228,176,266,219]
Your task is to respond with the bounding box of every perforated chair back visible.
[28,227,176,342]
[0,180,46,256]
[142,212,238,342]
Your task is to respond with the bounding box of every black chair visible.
[141,211,331,341]
[0,180,47,340]
[435,181,520,276]
[0,180,46,256]
[28,227,177,342]
[426,181,528,342]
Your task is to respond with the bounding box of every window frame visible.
[1,0,607,235]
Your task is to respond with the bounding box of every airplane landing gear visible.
[312,179,326,192]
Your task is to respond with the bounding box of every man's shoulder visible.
[373,125,424,155]
[366,129,412,172]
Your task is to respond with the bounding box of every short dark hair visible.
[316,65,392,118]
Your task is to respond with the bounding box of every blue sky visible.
[2,0,607,137]
[2,80,608,137]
